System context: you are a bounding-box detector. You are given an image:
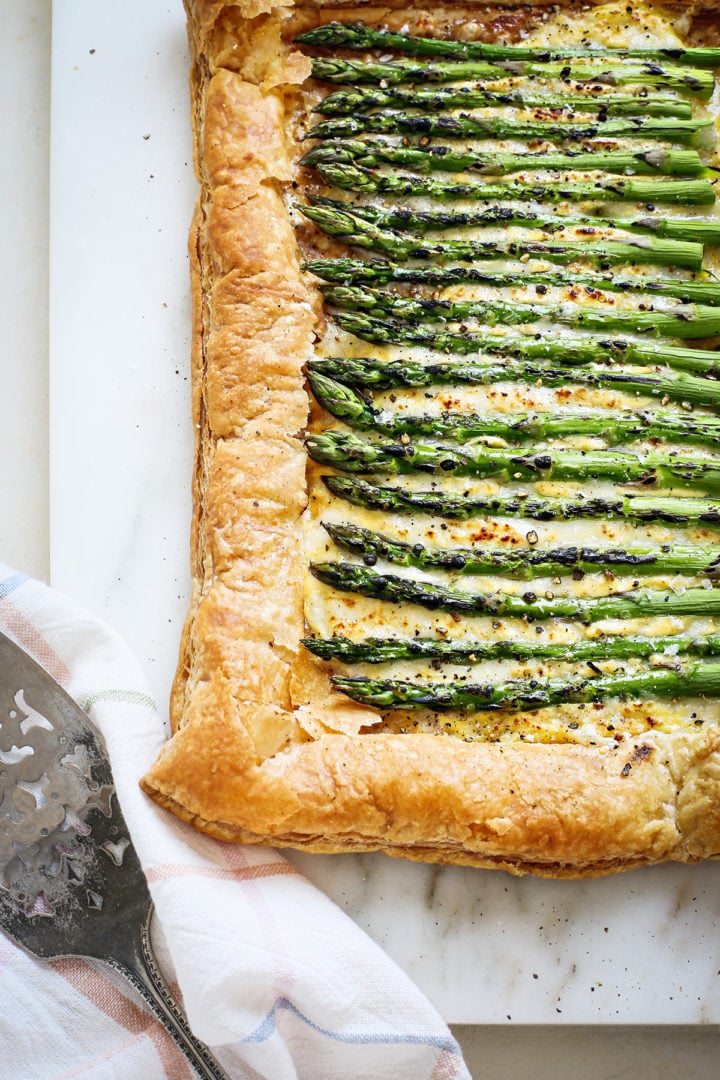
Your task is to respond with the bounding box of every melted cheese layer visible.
[300,1,720,743]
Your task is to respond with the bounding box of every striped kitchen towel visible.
[0,565,469,1080]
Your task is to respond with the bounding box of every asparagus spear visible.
[305,632,720,664]
[315,85,694,119]
[308,56,716,98]
[298,23,720,70]
[305,258,720,305]
[311,562,720,621]
[322,333,720,408]
[321,332,720,408]
[301,140,707,177]
[322,474,720,526]
[317,313,720,374]
[319,346,720,409]
[322,522,720,580]
[309,197,720,246]
[307,112,713,146]
[301,203,703,269]
[327,319,720,390]
[307,430,720,493]
[330,662,720,712]
[313,162,717,204]
[309,372,720,450]
[310,55,503,83]
[323,284,720,338]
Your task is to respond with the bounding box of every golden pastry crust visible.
[147,673,720,875]
[141,0,720,876]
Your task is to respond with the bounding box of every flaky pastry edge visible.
[140,0,720,877]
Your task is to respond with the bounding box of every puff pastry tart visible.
[141,0,720,876]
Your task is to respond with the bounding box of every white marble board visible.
[49,0,720,1025]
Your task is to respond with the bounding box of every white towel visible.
[0,565,469,1080]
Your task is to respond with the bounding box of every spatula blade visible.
[0,629,150,960]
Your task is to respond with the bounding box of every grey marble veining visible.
[287,852,720,1022]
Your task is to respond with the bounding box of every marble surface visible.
[1,0,50,582]
[4,0,720,1057]
[49,0,195,721]
[288,851,720,1023]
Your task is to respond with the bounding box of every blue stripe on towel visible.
[244,996,461,1054]
[0,573,27,601]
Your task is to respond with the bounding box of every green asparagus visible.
[307,430,720,493]
[307,112,713,145]
[322,522,720,580]
[313,162,717,205]
[301,140,708,177]
[299,20,720,716]
[315,85,694,119]
[311,562,720,621]
[309,372,720,450]
[322,474,720,526]
[298,23,720,70]
[320,338,720,408]
[304,259,720,305]
[300,202,703,268]
[308,55,716,98]
[322,284,720,338]
[309,197,720,245]
[329,662,720,711]
[326,318,720,389]
[305,632,720,664]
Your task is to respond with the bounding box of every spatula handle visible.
[109,909,229,1079]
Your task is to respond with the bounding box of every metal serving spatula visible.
[0,629,228,1079]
